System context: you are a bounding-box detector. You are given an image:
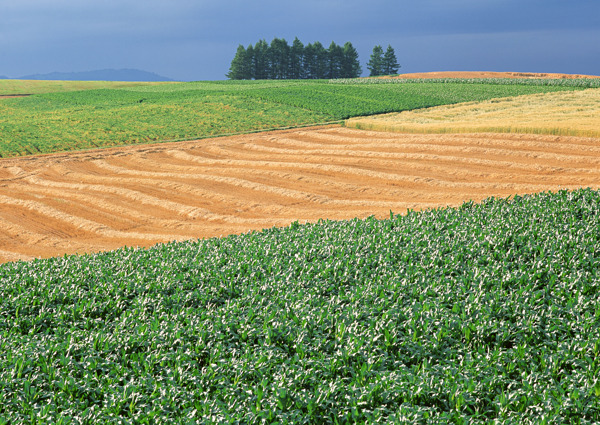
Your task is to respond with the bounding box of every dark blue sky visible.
[1,0,599,81]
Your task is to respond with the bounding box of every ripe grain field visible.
[346,88,600,138]
[1,125,600,263]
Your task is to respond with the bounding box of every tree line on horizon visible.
[226,37,400,80]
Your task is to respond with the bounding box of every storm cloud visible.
[1,0,598,80]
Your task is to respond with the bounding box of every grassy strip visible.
[0,90,332,157]
[0,80,583,158]
[346,89,600,138]
[1,188,599,423]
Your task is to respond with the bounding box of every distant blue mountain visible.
[0,75,9,79]
[17,69,176,82]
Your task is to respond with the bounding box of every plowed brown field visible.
[1,125,600,263]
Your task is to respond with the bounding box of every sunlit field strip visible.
[346,88,600,138]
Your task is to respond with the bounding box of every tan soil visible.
[387,71,600,79]
[1,125,600,263]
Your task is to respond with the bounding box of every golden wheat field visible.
[346,89,600,138]
[1,124,600,263]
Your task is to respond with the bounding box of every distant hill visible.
[17,69,176,82]
[0,76,8,80]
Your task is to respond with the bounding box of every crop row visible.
[1,188,599,423]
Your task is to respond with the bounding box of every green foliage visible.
[383,45,400,75]
[226,45,253,80]
[1,188,600,423]
[342,42,362,79]
[243,81,582,119]
[367,45,385,77]
[0,79,585,157]
[0,86,331,157]
[366,44,399,76]
[226,37,362,80]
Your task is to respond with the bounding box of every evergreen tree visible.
[245,44,255,80]
[253,39,270,80]
[227,37,365,80]
[327,41,344,79]
[303,42,317,79]
[269,38,290,79]
[367,45,384,77]
[341,42,362,78]
[289,37,305,79]
[226,45,251,80]
[383,45,400,75]
[313,41,328,79]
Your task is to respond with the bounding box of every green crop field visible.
[0,78,592,157]
[1,189,600,423]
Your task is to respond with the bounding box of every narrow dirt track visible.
[1,125,600,263]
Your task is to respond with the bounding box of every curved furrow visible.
[272,147,600,181]
[15,181,168,225]
[234,136,600,168]
[94,154,455,202]
[97,159,388,200]
[0,210,73,245]
[52,161,255,209]
[45,162,326,214]
[22,172,318,226]
[166,149,597,192]
[23,175,212,219]
[282,131,600,163]
[83,159,339,204]
[0,194,177,241]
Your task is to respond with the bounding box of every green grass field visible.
[1,189,599,423]
[0,78,591,157]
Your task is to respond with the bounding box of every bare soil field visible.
[1,125,600,263]
[388,71,600,79]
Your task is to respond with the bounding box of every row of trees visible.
[227,37,388,80]
[367,45,400,77]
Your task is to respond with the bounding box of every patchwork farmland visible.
[1,73,600,423]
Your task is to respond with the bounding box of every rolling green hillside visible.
[0,79,591,157]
